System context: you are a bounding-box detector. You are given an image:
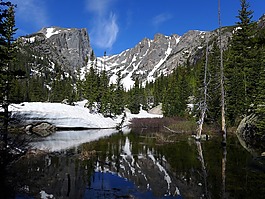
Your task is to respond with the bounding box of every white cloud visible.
[91,13,119,49]
[13,0,49,29]
[152,13,173,27]
[85,0,119,50]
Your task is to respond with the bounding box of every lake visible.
[2,129,265,199]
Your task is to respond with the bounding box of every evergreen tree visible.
[162,67,189,117]
[254,26,265,135]
[207,41,221,124]
[83,66,99,112]
[113,71,125,115]
[0,1,19,146]
[98,69,110,115]
[225,0,255,125]
[128,78,141,114]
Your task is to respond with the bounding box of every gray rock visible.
[236,114,259,154]
[21,26,92,72]
[31,122,56,137]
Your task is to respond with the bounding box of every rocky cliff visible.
[21,27,92,71]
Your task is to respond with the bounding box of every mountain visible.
[17,13,265,91]
[18,26,233,91]
[96,28,232,90]
[20,27,92,71]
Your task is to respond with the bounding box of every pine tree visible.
[128,78,141,114]
[162,67,188,117]
[83,66,99,112]
[99,69,110,116]
[207,41,221,124]
[254,26,265,135]
[113,71,125,115]
[0,2,18,146]
[225,0,255,126]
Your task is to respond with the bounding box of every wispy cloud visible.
[85,0,119,50]
[13,0,49,30]
[152,13,173,27]
[91,13,119,49]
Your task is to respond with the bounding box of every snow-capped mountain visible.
[96,29,231,90]
[19,26,232,91]
[18,13,265,91]
[19,26,233,90]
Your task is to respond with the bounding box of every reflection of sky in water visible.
[85,172,182,199]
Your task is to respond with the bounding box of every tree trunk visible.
[218,0,227,144]
[2,81,9,148]
[196,37,209,139]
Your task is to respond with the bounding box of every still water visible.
[3,130,265,199]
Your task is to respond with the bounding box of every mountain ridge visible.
[95,28,232,90]
[17,13,265,90]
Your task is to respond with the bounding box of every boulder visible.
[31,122,56,137]
[236,114,265,153]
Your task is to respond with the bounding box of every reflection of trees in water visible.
[195,140,228,199]
[221,146,227,199]
[7,132,257,199]
[0,133,30,198]
[4,149,93,198]
[196,141,211,199]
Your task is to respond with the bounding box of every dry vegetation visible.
[129,117,220,136]
[129,117,196,134]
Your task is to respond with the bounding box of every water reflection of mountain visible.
[7,131,265,198]
[91,136,204,198]
[9,133,204,198]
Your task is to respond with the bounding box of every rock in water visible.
[31,122,56,137]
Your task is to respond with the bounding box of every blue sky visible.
[13,0,264,56]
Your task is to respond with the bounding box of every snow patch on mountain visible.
[45,27,61,38]
[146,41,173,83]
[95,34,186,90]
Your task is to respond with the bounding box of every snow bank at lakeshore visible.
[9,101,162,129]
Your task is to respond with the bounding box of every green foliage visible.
[112,71,125,115]
[224,0,256,126]
[83,66,99,110]
[254,26,265,135]
[127,78,141,114]
[162,67,189,117]
[81,67,126,117]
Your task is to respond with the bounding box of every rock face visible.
[21,27,92,71]
[96,28,232,90]
[236,114,265,152]
[236,114,257,151]
[258,14,265,29]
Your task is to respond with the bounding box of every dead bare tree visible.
[218,0,227,144]
[196,37,209,139]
